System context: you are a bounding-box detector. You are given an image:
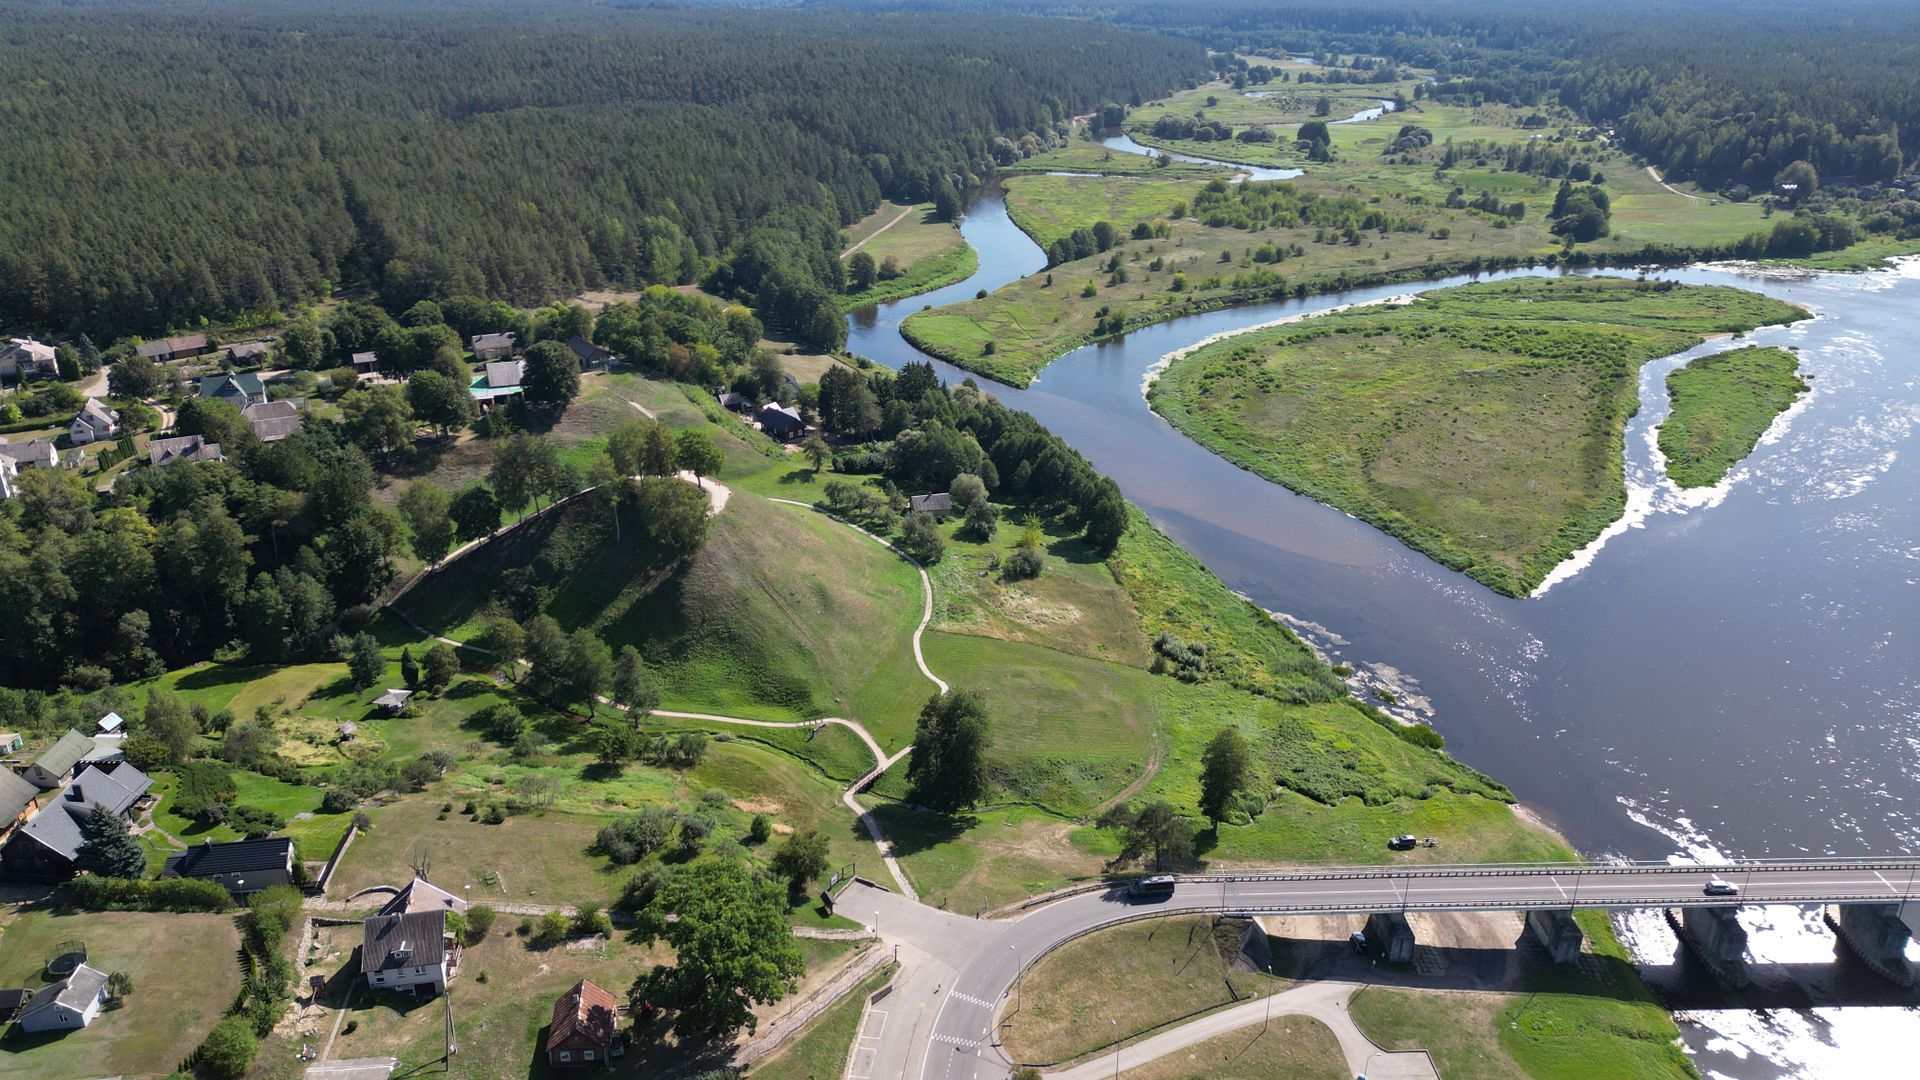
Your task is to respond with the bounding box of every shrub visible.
[572,904,613,938]
[1000,548,1043,581]
[595,806,676,864]
[618,864,674,911]
[466,904,497,942]
[196,1016,258,1080]
[535,911,570,945]
[67,875,233,913]
[747,814,772,844]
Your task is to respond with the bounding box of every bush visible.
[617,864,673,911]
[319,787,357,813]
[595,806,676,864]
[466,904,497,942]
[1000,548,1043,581]
[535,910,570,945]
[196,1016,259,1080]
[747,813,772,844]
[571,904,613,938]
[67,875,233,913]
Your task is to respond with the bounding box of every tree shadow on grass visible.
[860,801,971,859]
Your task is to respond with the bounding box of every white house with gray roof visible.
[14,963,109,1033]
[69,399,120,446]
[0,338,58,381]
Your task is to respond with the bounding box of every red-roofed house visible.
[546,979,623,1068]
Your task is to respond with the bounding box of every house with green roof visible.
[21,729,95,790]
[199,372,267,409]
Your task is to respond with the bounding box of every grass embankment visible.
[1658,345,1806,487]
[748,962,896,1080]
[0,906,243,1079]
[999,141,1225,178]
[1349,915,1696,1079]
[1149,278,1804,595]
[839,201,978,310]
[1113,1019,1349,1079]
[1003,915,1276,1066]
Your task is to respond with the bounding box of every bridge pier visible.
[1365,912,1416,964]
[1827,903,1917,988]
[1526,908,1585,964]
[1668,905,1751,988]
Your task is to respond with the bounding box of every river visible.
[845,163,1920,1076]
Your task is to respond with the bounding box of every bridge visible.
[837,859,1920,1080]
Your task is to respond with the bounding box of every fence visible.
[310,820,362,896]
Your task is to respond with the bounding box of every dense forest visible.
[0,0,1202,342]
[847,0,1918,193]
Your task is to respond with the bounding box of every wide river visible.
[846,171,1920,1075]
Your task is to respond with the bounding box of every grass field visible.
[1149,277,1804,595]
[840,202,978,310]
[748,963,895,1080]
[999,140,1224,178]
[0,906,243,1079]
[1003,915,1276,1066]
[1658,345,1806,487]
[1113,1017,1348,1079]
[863,801,1107,915]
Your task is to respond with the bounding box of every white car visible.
[1703,878,1740,897]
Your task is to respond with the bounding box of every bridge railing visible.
[1193,857,1920,883]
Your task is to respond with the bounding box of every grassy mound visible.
[1658,345,1806,487]
[1150,277,1804,595]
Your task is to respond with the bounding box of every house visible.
[470,332,517,361]
[79,736,126,768]
[148,434,224,467]
[163,836,296,896]
[0,987,31,1024]
[717,391,752,413]
[0,763,152,880]
[244,400,304,443]
[134,333,211,362]
[0,732,21,754]
[379,876,468,918]
[0,338,59,380]
[199,372,268,409]
[0,770,38,844]
[20,729,95,790]
[228,341,270,365]
[566,335,615,370]
[352,351,380,376]
[360,909,456,994]
[546,979,623,1068]
[13,963,109,1033]
[0,455,15,501]
[471,361,525,405]
[909,492,953,516]
[373,689,413,715]
[756,403,805,440]
[68,399,120,446]
[0,437,62,472]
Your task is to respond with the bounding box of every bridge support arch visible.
[1828,903,1917,987]
[1526,908,1585,964]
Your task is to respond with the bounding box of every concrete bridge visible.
[841,859,1920,1080]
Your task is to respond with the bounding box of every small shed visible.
[352,351,379,374]
[373,690,413,715]
[756,403,805,440]
[0,732,22,755]
[909,492,953,516]
[96,712,125,735]
[338,722,358,742]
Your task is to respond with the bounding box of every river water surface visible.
[847,170,1920,1076]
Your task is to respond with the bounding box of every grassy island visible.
[1658,345,1807,487]
[839,201,979,310]
[1148,278,1804,596]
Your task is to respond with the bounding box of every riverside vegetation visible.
[1658,346,1807,488]
[1148,278,1805,596]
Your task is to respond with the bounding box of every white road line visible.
[862,1008,888,1040]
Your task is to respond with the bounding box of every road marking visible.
[950,991,995,1009]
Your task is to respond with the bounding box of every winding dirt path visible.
[385,491,947,898]
[1645,165,1702,202]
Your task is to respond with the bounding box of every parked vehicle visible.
[1349,930,1369,952]
[1388,835,1418,851]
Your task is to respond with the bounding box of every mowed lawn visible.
[0,907,243,1079]
[1148,277,1804,595]
[1113,1017,1349,1079]
[331,794,623,906]
[1003,914,1277,1066]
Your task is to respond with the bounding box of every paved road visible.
[844,860,1920,1080]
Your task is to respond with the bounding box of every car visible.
[1703,878,1740,897]
[1128,875,1177,900]
[1349,931,1369,953]
[1388,834,1418,851]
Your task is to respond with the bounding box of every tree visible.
[748,814,772,844]
[1198,727,1254,828]
[631,475,712,556]
[341,384,414,458]
[1774,160,1818,203]
[641,421,678,476]
[449,484,502,542]
[105,970,134,1004]
[905,690,990,812]
[197,1015,259,1080]
[401,647,420,689]
[480,615,525,677]
[948,472,987,513]
[406,370,476,434]
[847,250,877,291]
[674,428,724,479]
[421,643,460,690]
[1096,800,1193,870]
[175,397,250,449]
[612,645,660,721]
[397,482,455,565]
[345,632,385,690]
[898,512,944,565]
[963,498,998,540]
[802,435,830,474]
[592,722,644,766]
[630,857,804,1038]
[522,340,581,412]
[107,354,163,400]
[75,803,146,878]
[143,687,198,765]
[565,629,614,715]
[769,829,831,896]
[489,434,561,514]
[524,615,569,692]
[606,419,651,476]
